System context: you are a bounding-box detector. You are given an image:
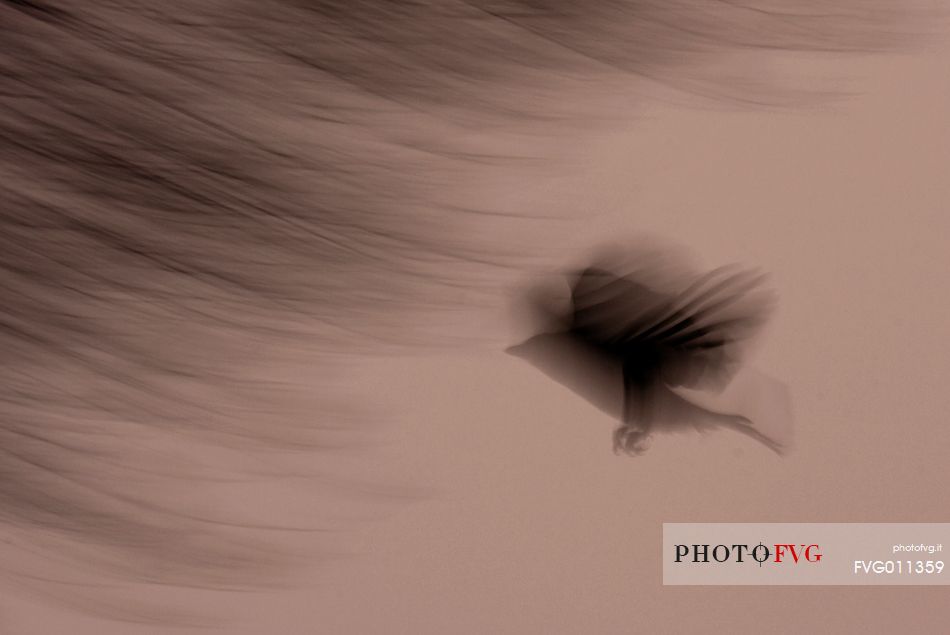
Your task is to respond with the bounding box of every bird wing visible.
[569,264,775,390]
[568,267,670,345]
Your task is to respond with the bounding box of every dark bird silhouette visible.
[507,247,792,455]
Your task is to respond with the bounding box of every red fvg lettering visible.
[774,544,822,563]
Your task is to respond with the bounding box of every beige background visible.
[5,36,950,635]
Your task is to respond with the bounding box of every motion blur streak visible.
[0,0,938,624]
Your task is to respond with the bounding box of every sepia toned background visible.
[4,18,950,635]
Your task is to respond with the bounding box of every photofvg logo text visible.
[663,523,950,585]
[673,543,822,566]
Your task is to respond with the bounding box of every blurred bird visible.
[507,247,793,455]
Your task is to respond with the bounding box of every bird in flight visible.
[507,246,793,455]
